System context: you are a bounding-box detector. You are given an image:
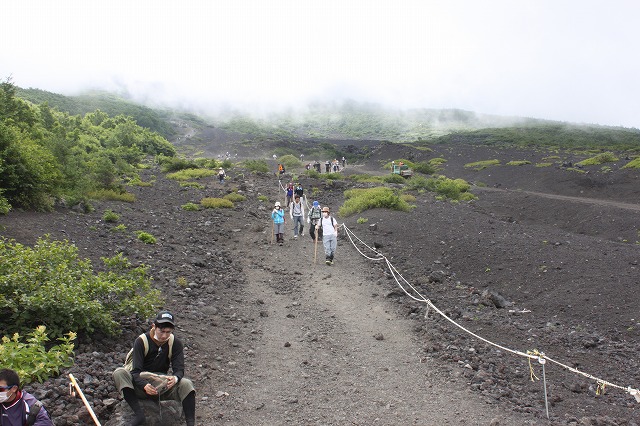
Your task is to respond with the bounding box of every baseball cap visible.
[155,311,175,326]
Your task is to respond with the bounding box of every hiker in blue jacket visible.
[272,201,286,244]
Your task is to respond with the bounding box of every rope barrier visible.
[340,222,640,403]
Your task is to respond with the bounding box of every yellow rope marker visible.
[69,373,102,426]
[526,350,541,381]
[596,381,606,396]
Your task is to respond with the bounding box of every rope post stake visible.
[69,373,102,426]
[538,356,550,420]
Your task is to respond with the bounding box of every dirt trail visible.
[205,222,536,425]
[474,186,640,212]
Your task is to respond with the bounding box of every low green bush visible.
[339,187,412,216]
[156,155,198,172]
[179,182,205,189]
[382,174,407,184]
[413,161,437,174]
[464,159,500,170]
[356,217,368,224]
[201,197,234,209]
[181,202,200,211]
[506,160,531,166]
[0,192,11,215]
[223,192,246,202]
[279,154,302,170]
[135,231,156,244]
[0,326,75,384]
[0,237,162,337]
[348,174,384,183]
[167,169,216,181]
[408,175,476,201]
[622,157,640,169]
[111,224,127,232]
[102,209,120,223]
[535,162,553,167]
[244,159,270,173]
[576,152,618,166]
[127,176,153,187]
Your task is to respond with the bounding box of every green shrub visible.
[111,224,127,232]
[535,162,553,167]
[383,174,407,184]
[506,160,531,166]
[303,169,321,179]
[0,237,162,337]
[200,197,234,209]
[356,217,368,224]
[323,172,343,181]
[127,176,153,187]
[102,209,120,223]
[401,194,416,202]
[223,192,246,202]
[167,169,215,181]
[340,187,412,216]
[413,161,437,174]
[257,195,269,202]
[424,175,476,201]
[181,202,200,211]
[622,156,640,169]
[179,182,205,189]
[279,154,302,170]
[244,159,270,173]
[429,157,447,166]
[156,155,198,172]
[135,231,156,244]
[0,326,75,384]
[0,193,11,215]
[464,159,500,170]
[89,189,135,203]
[576,152,618,166]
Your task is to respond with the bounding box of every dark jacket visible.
[130,331,185,388]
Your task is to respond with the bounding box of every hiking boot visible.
[325,260,331,265]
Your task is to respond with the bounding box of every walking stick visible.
[69,373,102,425]
[314,228,318,264]
[271,219,274,245]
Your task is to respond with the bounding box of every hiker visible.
[316,206,338,265]
[325,160,331,173]
[289,195,305,239]
[218,167,226,183]
[285,182,294,207]
[294,182,304,201]
[307,200,323,240]
[0,368,53,426]
[278,163,285,175]
[314,160,321,173]
[341,156,346,168]
[112,311,196,426]
[272,201,285,244]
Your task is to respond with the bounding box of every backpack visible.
[26,400,44,426]
[309,207,322,220]
[318,216,336,229]
[123,333,174,371]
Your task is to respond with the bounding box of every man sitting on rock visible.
[113,311,196,426]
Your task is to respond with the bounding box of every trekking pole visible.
[271,220,274,245]
[69,373,102,426]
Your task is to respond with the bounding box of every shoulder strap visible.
[26,400,43,426]
[140,333,149,355]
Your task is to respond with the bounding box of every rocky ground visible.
[1,139,639,425]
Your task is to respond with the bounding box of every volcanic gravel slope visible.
[1,140,639,425]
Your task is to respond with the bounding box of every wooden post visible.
[69,373,102,426]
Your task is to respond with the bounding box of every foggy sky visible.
[2,0,640,128]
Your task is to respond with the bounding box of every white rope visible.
[341,223,640,401]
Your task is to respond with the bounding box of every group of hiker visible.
[271,181,339,266]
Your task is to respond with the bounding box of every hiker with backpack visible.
[112,311,196,426]
[316,206,339,265]
[307,200,323,241]
[294,182,304,201]
[285,182,294,208]
[289,195,305,239]
[218,167,226,183]
[0,368,53,426]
